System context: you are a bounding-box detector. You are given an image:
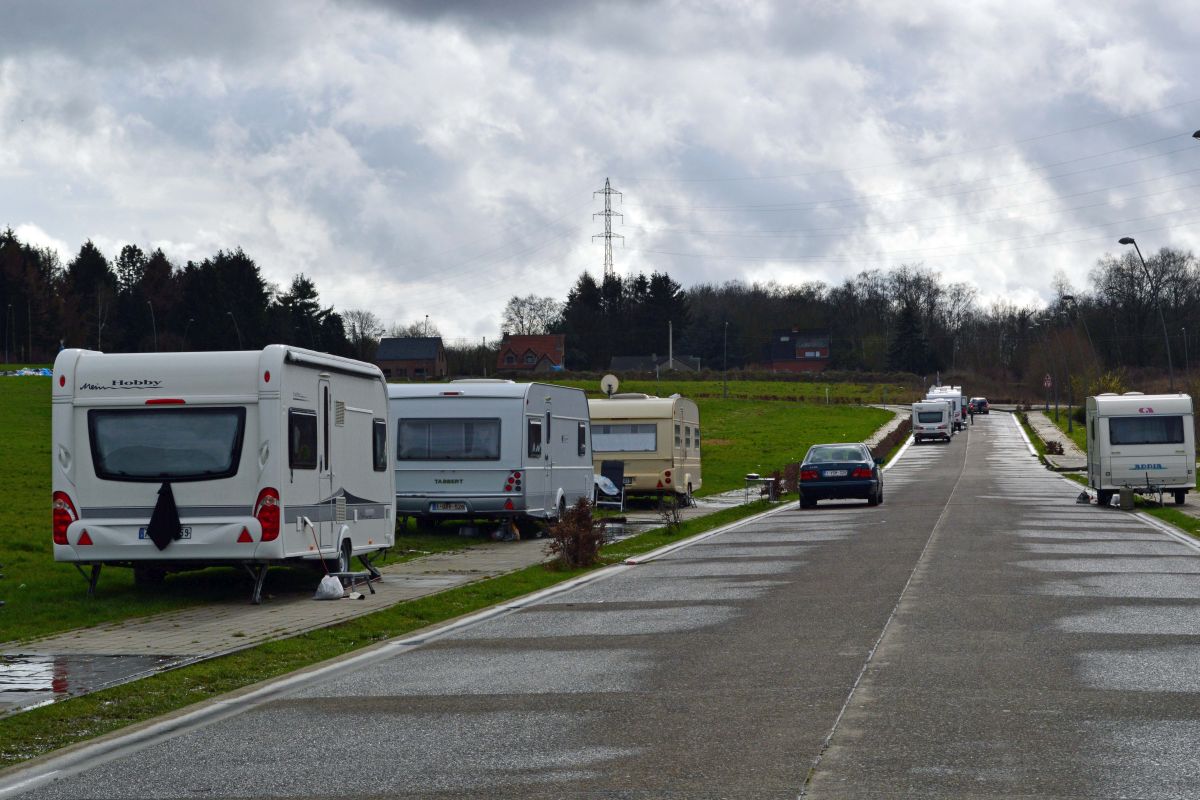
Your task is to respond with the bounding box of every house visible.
[762,328,831,373]
[609,354,701,374]
[375,337,447,380]
[496,333,566,372]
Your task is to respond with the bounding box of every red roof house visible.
[496,334,566,372]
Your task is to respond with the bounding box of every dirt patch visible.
[705,438,733,445]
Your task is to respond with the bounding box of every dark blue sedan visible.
[798,442,883,508]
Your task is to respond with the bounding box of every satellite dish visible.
[600,374,619,397]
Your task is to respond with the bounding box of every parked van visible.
[1086,392,1195,506]
[912,401,953,443]
[52,346,395,602]
[587,393,702,502]
[388,380,592,525]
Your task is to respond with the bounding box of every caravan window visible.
[288,410,318,470]
[592,423,657,452]
[88,407,246,482]
[577,422,587,456]
[372,419,387,471]
[917,411,943,423]
[1109,415,1185,445]
[397,419,501,461]
[675,423,682,448]
[527,418,543,457]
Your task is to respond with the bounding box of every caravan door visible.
[525,413,549,516]
[318,378,336,550]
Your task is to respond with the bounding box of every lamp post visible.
[3,303,9,364]
[1184,326,1189,377]
[1060,294,1096,366]
[146,300,157,352]
[182,318,195,350]
[226,311,244,349]
[1119,237,1174,391]
[424,314,429,336]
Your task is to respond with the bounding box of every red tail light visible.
[254,488,280,542]
[53,491,78,545]
[851,467,873,479]
[800,469,818,481]
[504,498,514,510]
[664,470,672,478]
[237,527,254,543]
[145,398,185,405]
[503,470,523,492]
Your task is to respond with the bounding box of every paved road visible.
[8,413,1200,798]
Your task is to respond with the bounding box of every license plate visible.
[824,470,848,478]
[622,477,633,485]
[139,526,191,540]
[430,502,467,513]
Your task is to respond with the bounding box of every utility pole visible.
[592,178,624,279]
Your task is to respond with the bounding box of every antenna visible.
[592,178,623,279]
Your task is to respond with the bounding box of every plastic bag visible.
[313,574,344,600]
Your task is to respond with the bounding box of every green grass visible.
[1042,409,1087,453]
[553,378,917,405]
[0,499,773,769]
[689,400,891,494]
[1013,410,1049,466]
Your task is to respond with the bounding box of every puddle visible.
[0,653,188,716]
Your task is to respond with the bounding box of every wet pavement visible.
[0,407,908,720]
[17,412,1200,796]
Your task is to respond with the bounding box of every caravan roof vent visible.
[1123,391,1145,396]
[1097,392,1118,396]
[452,378,515,384]
[610,393,654,400]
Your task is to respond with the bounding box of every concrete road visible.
[8,413,1200,798]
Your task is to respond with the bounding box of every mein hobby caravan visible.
[1086,392,1195,506]
[52,346,395,602]
[388,381,593,526]
[912,401,954,443]
[587,393,702,502]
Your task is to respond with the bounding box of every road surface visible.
[8,413,1200,799]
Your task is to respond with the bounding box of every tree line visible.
[5,226,1198,394]
[0,229,354,362]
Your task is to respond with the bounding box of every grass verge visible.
[1013,410,1049,466]
[0,499,773,770]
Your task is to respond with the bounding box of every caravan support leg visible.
[73,563,102,598]
[358,552,382,581]
[242,563,269,605]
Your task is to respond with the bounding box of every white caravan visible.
[926,386,965,431]
[52,346,395,602]
[912,401,953,443]
[1086,392,1195,506]
[388,380,592,526]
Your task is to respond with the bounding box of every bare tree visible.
[501,295,563,335]
[343,308,384,360]
[390,319,442,338]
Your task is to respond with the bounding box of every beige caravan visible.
[588,393,702,502]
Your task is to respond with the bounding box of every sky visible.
[2,0,1199,340]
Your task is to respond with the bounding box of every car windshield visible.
[806,445,866,463]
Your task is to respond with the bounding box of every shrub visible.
[546,498,606,568]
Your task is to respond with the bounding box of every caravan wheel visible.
[557,496,567,520]
[327,540,352,573]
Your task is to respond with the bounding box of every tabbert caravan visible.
[912,400,953,443]
[587,393,702,503]
[388,381,593,526]
[52,346,395,602]
[1086,392,1195,506]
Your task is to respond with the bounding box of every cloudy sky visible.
[2,0,1199,339]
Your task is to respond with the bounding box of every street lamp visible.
[1183,326,1190,377]
[1060,294,1096,364]
[1119,237,1174,391]
[146,300,157,352]
[722,321,729,399]
[226,311,244,349]
[182,318,195,350]
[424,314,429,336]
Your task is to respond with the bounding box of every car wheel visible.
[799,496,815,509]
[1175,490,1186,505]
[1097,489,1113,507]
[867,489,879,507]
